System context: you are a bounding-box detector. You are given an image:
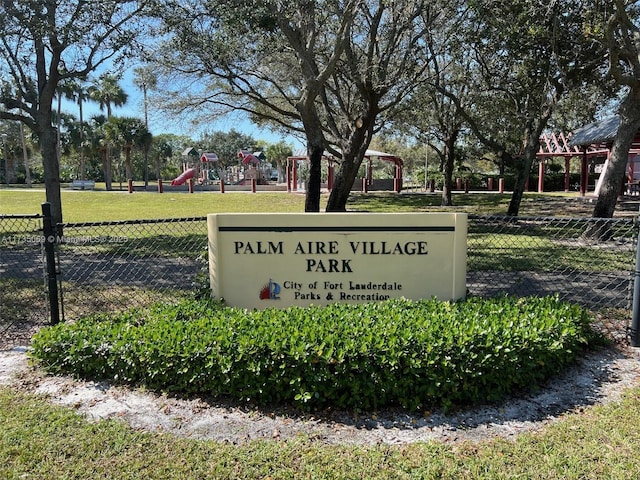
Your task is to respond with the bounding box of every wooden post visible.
[292,161,298,192]
[538,161,544,193]
[580,150,588,196]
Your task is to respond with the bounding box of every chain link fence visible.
[1,212,637,346]
[0,214,48,348]
[467,215,636,310]
[56,217,208,320]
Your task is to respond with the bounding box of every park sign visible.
[207,213,467,309]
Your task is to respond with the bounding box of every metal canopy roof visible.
[568,116,620,147]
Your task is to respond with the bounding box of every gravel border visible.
[1,343,639,445]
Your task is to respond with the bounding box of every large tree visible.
[0,0,149,226]
[151,0,358,212]
[321,0,437,211]
[393,6,471,207]
[592,0,640,218]
[430,0,609,216]
[151,0,439,212]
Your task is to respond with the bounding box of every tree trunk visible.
[442,160,453,206]
[40,125,63,230]
[305,143,324,212]
[5,151,17,184]
[20,122,32,187]
[79,99,85,181]
[508,120,547,216]
[305,144,323,212]
[441,132,458,206]
[325,115,373,212]
[507,158,529,216]
[326,155,358,212]
[102,146,112,190]
[592,92,640,218]
[299,107,325,212]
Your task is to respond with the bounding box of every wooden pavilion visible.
[536,116,640,196]
[567,116,640,195]
[285,149,404,193]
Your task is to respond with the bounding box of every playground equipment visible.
[170,168,195,186]
[231,150,271,185]
[200,152,220,184]
[169,147,274,188]
[171,148,221,187]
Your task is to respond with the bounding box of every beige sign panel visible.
[208,213,467,309]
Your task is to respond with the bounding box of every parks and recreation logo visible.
[259,279,281,300]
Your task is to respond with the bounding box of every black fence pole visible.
[42,202,61,325]
[631,215,640,347]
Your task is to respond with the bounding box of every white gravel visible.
[1,345,639,445]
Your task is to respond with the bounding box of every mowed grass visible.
[0,188,309,222]
[0,187,603,221]
[1,386,639,479]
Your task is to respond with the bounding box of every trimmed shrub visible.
[29,296,597,411]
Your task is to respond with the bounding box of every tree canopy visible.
[2,0,638,219]
[0,0,151,225]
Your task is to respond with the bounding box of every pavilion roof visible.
[568,116,620,147]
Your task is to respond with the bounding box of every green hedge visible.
[29,296,597,411]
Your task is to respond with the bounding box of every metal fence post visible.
[631,215,640,347]
[42,202,61,325]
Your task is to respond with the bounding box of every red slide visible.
[170,168,196,186]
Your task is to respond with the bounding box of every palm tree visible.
[87,74,128,118]
[87,74,128,190]
[133,66,157,186]
[133,66,157,129]
[104,116,151,181]
[86,115,109,184]
[61,80,89,180]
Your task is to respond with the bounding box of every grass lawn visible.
[0,188,308,222]
[0,186,612,221]
[1,386,639,479]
